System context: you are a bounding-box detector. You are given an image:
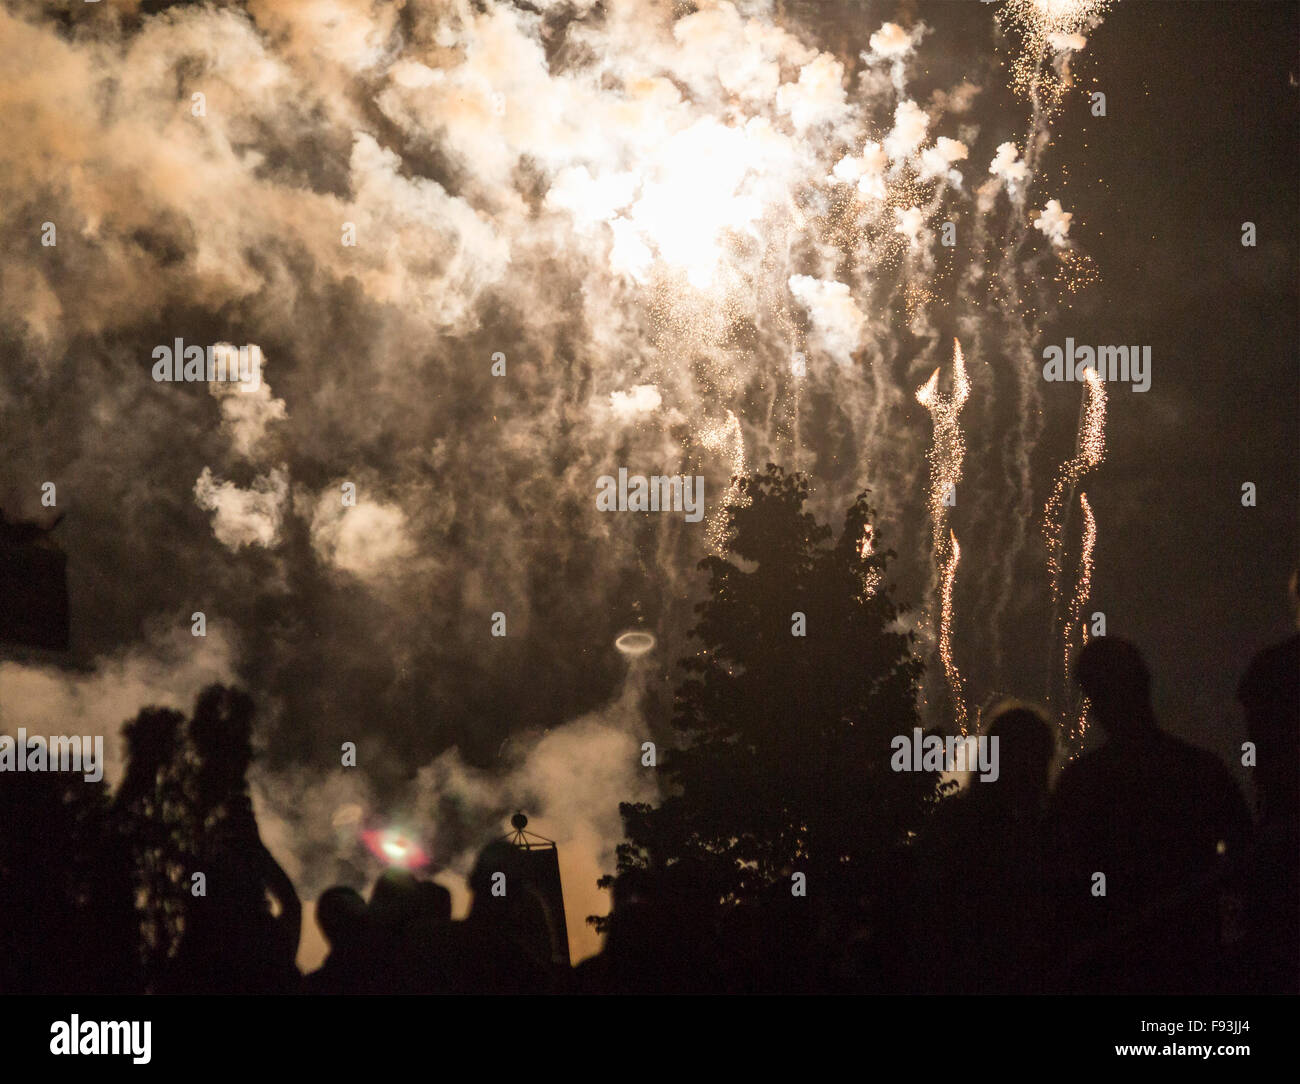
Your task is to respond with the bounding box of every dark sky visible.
[1031,1,1298,778]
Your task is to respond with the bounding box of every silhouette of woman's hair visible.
[984,700,1055,784]
[369,869,419,927]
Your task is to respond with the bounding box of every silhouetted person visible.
[1051,638,1251,993]
[363,868,425,992]
[169,685,300,993]
[304,886,369,994]
[1237,572,1300,993]
[906,703,1057,993]
[415,879,453,926]
[442,842,550,994]
[399,879,456,993]
[368,868,420,928]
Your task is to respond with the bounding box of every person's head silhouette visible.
[1074,637,1157,738]
[316,886,367,950]
[983,700,1055,808]
[414,880,452,927]
[369,869,419,931]
[467,840,519,918]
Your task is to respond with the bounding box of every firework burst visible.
[1002,0,1115,112]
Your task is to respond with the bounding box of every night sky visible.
[1020,0,1297,775]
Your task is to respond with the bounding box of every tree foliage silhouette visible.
[595,465,940,933]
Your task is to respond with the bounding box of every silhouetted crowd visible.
[1,633,1295,995]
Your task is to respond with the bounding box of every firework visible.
[917,340,972,732]
[1044,367,1106,611]
[1064,491,1097,745]
[1056,248,1100,298]
[939,530,968,733]
[699,410,749,555]
[1002,0,1114,111]
[0,2,1140,952]
[361,827,429,870]
[916,339,971,544]
[857,523,884,599]
[1043,370,1106,737]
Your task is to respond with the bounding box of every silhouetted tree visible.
[595,466,940,957]
[114,706,190,992]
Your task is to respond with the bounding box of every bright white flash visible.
[625,119,770,289]
[559,116,792,291]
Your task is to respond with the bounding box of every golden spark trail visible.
[1043,370,1105,737]
[1065,491,1096,745]
[1044,367,1106,610]
[975,3,1113,678]
[983,0,1111,657]
[700,410,748,555]
[916,339,971,732]
[939,530,967,733]
[857,523,883,600]
[916,338,970,550]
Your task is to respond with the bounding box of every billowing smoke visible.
[0,0,1109,960]
[0,627,240,788]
